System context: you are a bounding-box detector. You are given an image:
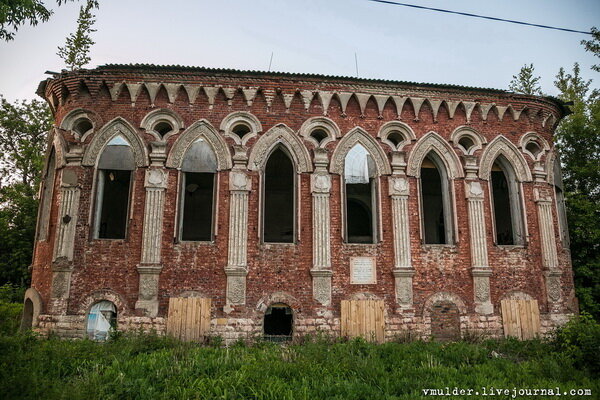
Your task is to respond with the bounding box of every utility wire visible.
[366,0,593,35]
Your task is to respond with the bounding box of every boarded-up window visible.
[430,301,460,341]
[166,297,212,342]
[501,299,540,340]
[340,299,385,343]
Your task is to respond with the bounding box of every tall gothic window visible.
[553,157,569,246]
[344,144,377,244]
[263,147,295,243]
[37,149,56,241]
[94,135,134,239]
[490,155,524,245]
[179,139,217,241]
[420,153,453,244]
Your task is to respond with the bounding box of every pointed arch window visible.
[490,156,525,245]
[179,139,217,241]
[37,150,56,241]
[344,144,377,244]
[420,152,453,244]
[263,147,295,243]
[552,157,569,246]
[94,135,135,239]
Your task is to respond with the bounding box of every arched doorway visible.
[20,298,34,331]
[86,300,117,341]
[263,303,293,342]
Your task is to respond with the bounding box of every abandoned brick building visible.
[21,64,576,341]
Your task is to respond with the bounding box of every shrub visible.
[0,301,23,335]
[0,283,25,303]
[552,312,600,374]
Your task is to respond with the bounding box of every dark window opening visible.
[387,130,404,147]
[73,118,92,136]
[38,151,56,241]
[264,148,294,243]
[491,168,514,245]
[154,121,173,137]
[526,141,541,158]
[421,162,446,244]
[458,136,474,152]
[346,182,374,243]
[98,169,131,239]
[232,124,251,140]
[264,304,293,341]
[20,299,34,331]
[181,172,215,241]
[310,128,328,144]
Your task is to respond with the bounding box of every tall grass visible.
[0,332,597,400]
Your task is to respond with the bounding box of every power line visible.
[366,0,593,35]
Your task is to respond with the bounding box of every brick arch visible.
[479,136,532,182]
[248,124,312,173]
[422,292,467,316]
[406,131,464,178]
[78,289,129,316]
[330,126,391,176]
[165,119,232,171]
[256,291,301,313]
[82,117,149,167]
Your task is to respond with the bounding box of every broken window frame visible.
[419,153,454,245]
[489,156,525,246]
[261,145,297,244]
[37,149,56,241]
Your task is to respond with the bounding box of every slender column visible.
[135,168,168,317]
[389,152,415,308]
[225,146,250,311]
[310,149,332,305]
[50,167,81,314]
[466,156,492,315]
[535,188,561,303]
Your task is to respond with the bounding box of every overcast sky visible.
[0,0,598,102]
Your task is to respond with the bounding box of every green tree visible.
[553,63,600,319]
[0,97,52,287]
[56,0,97,70]
[0,0,89,41]
[509,63,543,95]
[581,26,600,72]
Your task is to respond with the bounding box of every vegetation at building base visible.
[0,328,597,400]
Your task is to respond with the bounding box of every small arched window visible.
[179,139,217,241]
[490,156,525,245]
[263,147,295,243]
[94,135,135,239]
[86,300,117,341]
[344,144,377,244]
[420,153,453,244]
[37,150,56,241]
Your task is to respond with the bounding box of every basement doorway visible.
[263,303,293,342]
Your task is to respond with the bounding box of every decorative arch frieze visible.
[219,111,262,145]
[450,126,487,155]
[479,136,532,182]
[330,127,391,176]
[299,116,340,148]
[422,292,467,316]
[78,289,128,315]
[140,108,184,142]
[82,117,149,167]
[406,131,464,178]
[378,121,416,151]
[248,124,312,172]
[166,119,232,171]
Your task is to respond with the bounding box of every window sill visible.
[177,240,216,245]
[494,244,527,250]
[261,242,296,247]
[421,244,457,249]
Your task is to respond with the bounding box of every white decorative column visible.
[535,188,561,304]
[389,152,415,308]
[224,145,250,311]
[136,143,168,317]
[310,149,333,305]
[465,156,493,315]
[50,167,81,314]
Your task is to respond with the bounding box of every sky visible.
[0,0,599,102]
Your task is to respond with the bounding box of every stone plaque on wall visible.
[350,257,376,284]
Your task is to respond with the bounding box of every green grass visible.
[0,332,598,400]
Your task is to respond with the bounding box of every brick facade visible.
[24,64,576,342]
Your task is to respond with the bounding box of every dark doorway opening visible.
[98,169,131,239]
[20,298,34,331]
[491,168,514,245]
[263,148,295,243]
[421,162,446,244]
[264,303,293,342]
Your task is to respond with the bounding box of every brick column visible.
[50,155,81,314]
[310,149,332,305]
[465,156,492,315]
[535,188,561,305]
[225,146,250,311]
[389,152,415,308]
